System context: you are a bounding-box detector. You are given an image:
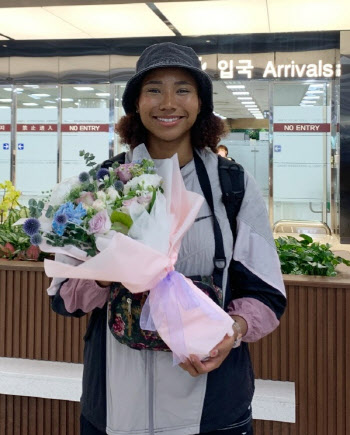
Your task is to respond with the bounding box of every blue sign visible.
[3,143,9,150]
[18,143,24,150]
[274,145,281,152]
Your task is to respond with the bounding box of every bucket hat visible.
[122,42,213,115]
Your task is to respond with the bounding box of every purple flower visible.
[96,168,110,181]
[54,214,67,225]
[88,209,111,234]
[115,163,134,183]
[78,172,90,183]
[23,218,40,236]
[30,233,43,246]
[114,180,124,192]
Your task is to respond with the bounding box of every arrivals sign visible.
[199,58,341,80]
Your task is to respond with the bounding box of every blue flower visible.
[96,168,110,181]
[52,202,87,235]
[79,172,90,183]
[30,233,43,246]
[52,220,66,236]
[23,218,40,236]
[114,180,124,192]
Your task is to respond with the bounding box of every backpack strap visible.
[101,152,126,168]
[193,152,227,289]
[217,155,245,237]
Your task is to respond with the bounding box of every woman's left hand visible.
[179,333,236,377]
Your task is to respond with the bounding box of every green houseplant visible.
[275,234,350,276]
[0,180,48,261]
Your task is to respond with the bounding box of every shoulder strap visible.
[101,152,126,169]
[193,152,227,289]
[217,155,245,237]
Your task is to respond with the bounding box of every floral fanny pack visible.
[107,276,223,351]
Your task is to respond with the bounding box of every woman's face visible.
[137,67,201,147]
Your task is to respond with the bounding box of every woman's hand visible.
[179,315,247,377]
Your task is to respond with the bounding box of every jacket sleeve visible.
[227,170,287,342]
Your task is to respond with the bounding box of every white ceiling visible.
[0,0,349,40]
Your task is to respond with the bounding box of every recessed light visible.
[232,92,249,95]
[0,99,12,102]
[306,90,324,94]
[23,103,38,106]
[96,93,110,97]
[43,106,56,109]
[74,87,94,91]
[237,97,253,100]
[29,94,50,98]
[62,98,74,102]
[226,85,245,89]
[304,95,320,100]
[3,88,12,91]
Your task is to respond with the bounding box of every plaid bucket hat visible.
[122,42,213,115]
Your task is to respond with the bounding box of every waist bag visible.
[103,151,245,350]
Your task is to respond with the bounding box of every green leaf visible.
[110,211,133,229]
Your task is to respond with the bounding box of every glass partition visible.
[0,85,12,183]
[15,85,59,203]
[272,81,332,228]
[61,84,111,180]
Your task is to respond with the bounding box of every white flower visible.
[49,176,80,206]
[124,174,162,194]
[92,199,106,211]
[96,191,106,201]
[106,186,120,202]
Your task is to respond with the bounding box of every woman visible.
[49,42,286,435]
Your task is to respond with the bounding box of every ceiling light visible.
[15,88,23,92]
[0,99,12,102]
[226,85,245,89]
[73,87,94,91]
[237,97,253,100]
[308,84,324,89]
[0,106,10,109]
[306,90,324,94]
[62,98,74,102]
[43,106,56,109]
[23,85,39,88]
[23,103,38,106]
[29,93,50,98]
[232,92,249,95]
[96,92,110,97]
[301,100,317,104]
[241,101,256,105]
[303,95,320,100]
[3,88,12,91]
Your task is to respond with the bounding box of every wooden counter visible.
[1,258,349,434]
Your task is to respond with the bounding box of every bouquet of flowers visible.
[20,144,234,364]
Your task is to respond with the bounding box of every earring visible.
[136,109,139,113]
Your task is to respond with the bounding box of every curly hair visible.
[115,112,228,153]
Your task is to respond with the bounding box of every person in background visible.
[48,42,286,435]
[217,144,233,160]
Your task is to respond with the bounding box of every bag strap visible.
[101,152,126,168]
[217,155,245,238]
[193,152,226,288]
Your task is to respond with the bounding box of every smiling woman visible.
[50,42,286,435]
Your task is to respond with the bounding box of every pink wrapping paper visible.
[44,148,234,362]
